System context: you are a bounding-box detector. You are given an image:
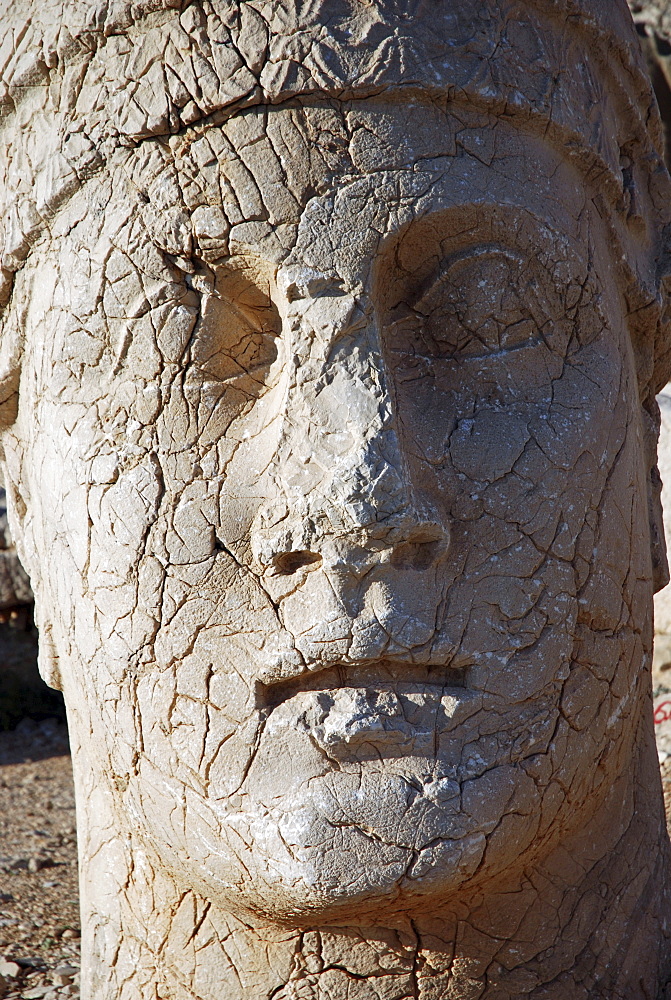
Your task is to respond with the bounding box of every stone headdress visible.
[0,0,669,406]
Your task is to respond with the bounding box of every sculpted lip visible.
[257,660,470,754]
[258,659,467,711]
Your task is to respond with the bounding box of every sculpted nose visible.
[249,267,450,577]
[253,487,450,579]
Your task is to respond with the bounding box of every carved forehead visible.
[0,0,662,241]
[0,0,670,395]
[195,106,595,278]
[0,0,658,153]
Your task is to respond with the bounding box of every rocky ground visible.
[0,719,79,1000]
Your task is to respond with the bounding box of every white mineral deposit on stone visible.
[1,2,671,998]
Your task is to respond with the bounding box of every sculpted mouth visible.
[258,659,467,711]
[258,660,470,755]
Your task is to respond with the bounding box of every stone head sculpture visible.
[1,1,671,997]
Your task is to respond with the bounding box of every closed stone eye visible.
[413,248,545,359]
[385,244,576,371]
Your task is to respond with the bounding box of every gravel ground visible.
[0,719,79,1000]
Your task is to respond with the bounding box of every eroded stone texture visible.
[1,2,671,998]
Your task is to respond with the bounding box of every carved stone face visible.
[4,98,652,923]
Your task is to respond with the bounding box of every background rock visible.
[0,491,32,616]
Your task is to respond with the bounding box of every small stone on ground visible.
[0,720,79,999]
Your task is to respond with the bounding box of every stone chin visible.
[203,790,489,924]
[137,791,541,926]
[117,659,593,923]
[128,730,547,923]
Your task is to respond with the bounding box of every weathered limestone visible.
[1,2,671,998]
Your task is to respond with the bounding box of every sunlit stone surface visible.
[1,2,671,997]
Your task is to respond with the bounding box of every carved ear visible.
[5,482,62,690]
[2,470,61,690]
[0,269,21,430]
[35,612,63,692]
[643,399,670,594]
[649,460,669,594]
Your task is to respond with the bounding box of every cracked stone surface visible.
[2,1,671,998]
